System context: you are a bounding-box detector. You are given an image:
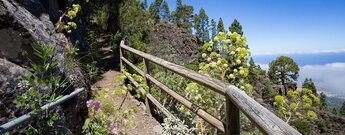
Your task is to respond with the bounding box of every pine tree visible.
[193,8,209,43]
[332,107,338,115]
[309,79,317,95]
[302,78,309,88]
[268,56,299,95]
[142,0,148,10]
[249,57,256,71]
[210,19,217,39]
[149,0,163,22]
[171,0,194,30]
[176,0,182,7]
[340,101,345,116]
[119,0,152,52]
[320,92,328,110]
[302,78,318,96]
[193,14,201,37]
[229,19,243,36]
[262,79,273,100]
[161,1,171,21]
[199,8,209,43]
[248,57,257,84]
[217,18,224,32]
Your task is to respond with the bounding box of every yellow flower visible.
[227,31,232,36]
[229,74,235,79]
[214,36,219,41]
[210,62,217,68]
[236,59,241,64]
[223,39,231,44]
[240,86,245,89]
[202,53,207,58]
[217,60,221,65]
[239,70,244,75]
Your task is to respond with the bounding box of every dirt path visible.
[91,70,161,135]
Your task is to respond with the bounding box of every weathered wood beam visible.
[226,85,301,135]
[143,58,153,115]
[126,73,176,120]
[121,44,226,95]
[146,74,225,132]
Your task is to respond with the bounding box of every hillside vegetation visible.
[1,0,344,134]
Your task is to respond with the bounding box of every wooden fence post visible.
[120,40,124,73]
[226,96,240,135]
[143,58,153,115]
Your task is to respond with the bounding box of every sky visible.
[145,0,345,98]
[146,0,345,55]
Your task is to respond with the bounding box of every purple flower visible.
[86,99,94,108]
[86,99,101,111]
[17,80,30,89]
[93,100,101,111]
[108,123,118,135]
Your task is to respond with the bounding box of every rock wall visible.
[0,0,64,71]
[0,58,32,124]
[0,0,89,134]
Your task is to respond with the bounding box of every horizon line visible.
[252,48,345,56]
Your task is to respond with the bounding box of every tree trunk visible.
[280,72,287,95]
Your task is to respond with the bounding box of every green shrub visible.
[185,64,198,71]
[85,61,100,82]
[161,117,195,135]
[93,5,109,30]
[274,88,319,124]
[110,31,122,50]
[14,43,69,134]
[291,120,312,134]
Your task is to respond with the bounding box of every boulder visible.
[0,0,64,72]
[0,58,32,124]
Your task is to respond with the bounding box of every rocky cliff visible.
[0,0,89,134]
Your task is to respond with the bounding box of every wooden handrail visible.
[121,56,225,132]
[0,88,85,134]
[119,40,301,135]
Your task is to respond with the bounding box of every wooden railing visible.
[120,41,301,135]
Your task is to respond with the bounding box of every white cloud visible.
[257,63,269,71]
[257,62,345,97]
[299,63,345,96]
[252,49,345,56]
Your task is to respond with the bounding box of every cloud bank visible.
[257,62,345,97]
[299,63,345,97]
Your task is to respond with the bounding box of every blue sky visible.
[146,0,345,55]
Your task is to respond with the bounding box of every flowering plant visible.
[108,122,119,135]
[12,43,70,134]
[87,99,101,111]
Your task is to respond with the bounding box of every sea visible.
[252,52,345,99]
